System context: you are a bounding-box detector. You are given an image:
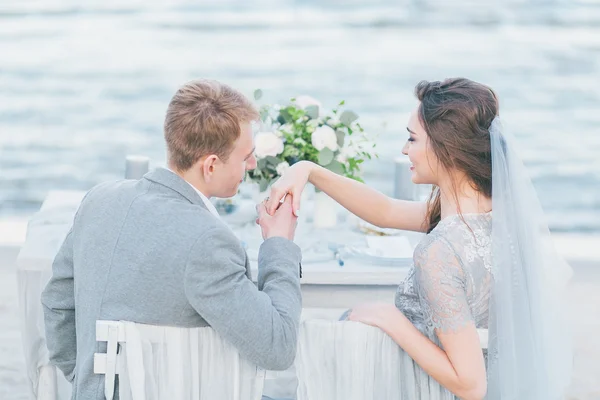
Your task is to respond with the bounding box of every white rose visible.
[336,142,359,164]
[311,125,338,152]
[294,95,322,110]
[276,161,290,176]
[254,132,284,158]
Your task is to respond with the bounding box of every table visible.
[17,190,416,399]
[17,191,85,400]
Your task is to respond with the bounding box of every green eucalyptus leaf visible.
[264,156,281,166]
[306,119,320,128]
[279,109,293,123]
[304,105,319,119]
[257,158,268,171]
[259,107,270,122]
[253,89,263,101]
[340,110,359,126]
[317,148,334,166]
[335,129,345,148]
[259,178,270,193]
[325,160,345,175]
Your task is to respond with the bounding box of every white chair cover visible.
[295,320,488,400]
[95,321,266,400]
[17,207,80,400]
[295,320,413,400]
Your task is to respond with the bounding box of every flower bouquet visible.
[247,90,377,193]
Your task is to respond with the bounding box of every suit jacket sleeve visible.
[184,227,302,371]
[40,187,97,383]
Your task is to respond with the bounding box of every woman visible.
[265,78,573,399]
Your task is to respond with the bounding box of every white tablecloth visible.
[17,191,85,400]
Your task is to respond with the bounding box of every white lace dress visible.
[394,212,493,399]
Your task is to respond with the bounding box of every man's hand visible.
[257,195,298,241]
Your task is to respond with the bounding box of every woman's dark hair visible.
[414,78,499,233]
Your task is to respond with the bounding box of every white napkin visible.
[366,236,413,258]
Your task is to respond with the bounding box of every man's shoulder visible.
[76,179,240,244]
[82,179,136,201]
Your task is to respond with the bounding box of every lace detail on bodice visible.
[395,213,493,336]
[458,220,493,272]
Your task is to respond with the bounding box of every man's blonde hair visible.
[164,79,259,171]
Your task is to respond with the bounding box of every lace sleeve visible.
[414,239,474,334]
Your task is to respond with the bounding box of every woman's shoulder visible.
[414,212,492,269]
[431,212,491,245]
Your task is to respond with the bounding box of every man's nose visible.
[246,155,257,170]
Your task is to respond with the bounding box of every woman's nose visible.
[401,142,409,155]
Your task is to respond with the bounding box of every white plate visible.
[246,247,335,264]
[338,246,413,267]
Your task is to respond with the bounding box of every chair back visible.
[94,320,266,400]
[295,319,489,400]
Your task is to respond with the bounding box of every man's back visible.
[42,168,303,399]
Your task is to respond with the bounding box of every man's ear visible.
[201,155,220,183]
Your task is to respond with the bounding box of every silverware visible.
[328,243,345,267]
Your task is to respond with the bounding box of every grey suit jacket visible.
[41,167,302,400]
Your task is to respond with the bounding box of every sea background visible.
[0,0,600,232]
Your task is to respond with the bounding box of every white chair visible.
[295,320,489,400]
[94,320,266,400]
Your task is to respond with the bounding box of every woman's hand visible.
[347,302,406,329]
[265,161,314,216]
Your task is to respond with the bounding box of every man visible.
[41,79,302,399]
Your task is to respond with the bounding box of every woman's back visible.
[396,212,493,337]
